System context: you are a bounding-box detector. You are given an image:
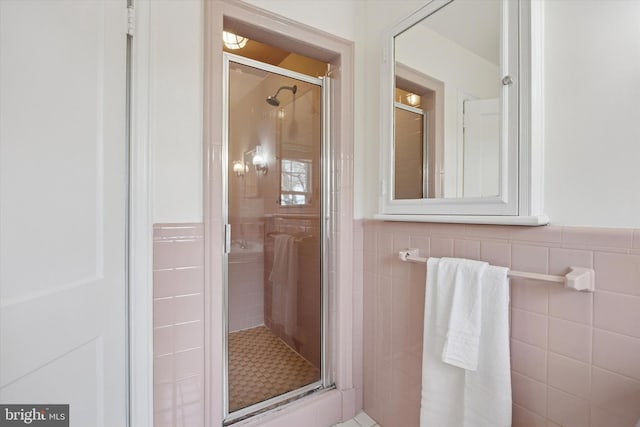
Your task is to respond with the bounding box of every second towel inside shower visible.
[269,234,298,337]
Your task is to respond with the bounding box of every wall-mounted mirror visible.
[377,0,547,224]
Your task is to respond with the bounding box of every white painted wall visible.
[543,0,640,228]
[242,0,359,41]
[150,0,359,223]
[361,0,640,228]
[150,0,203,223]
[149,0,640,227]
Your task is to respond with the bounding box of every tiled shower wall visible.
[153,224,205,427]
[228,248,264,332]
[362,221,640,427]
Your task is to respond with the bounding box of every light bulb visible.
[252,146,268,175]
[232,161,245,176]
[406,93,420,107]
[222,31,248,50]
[252,153,264,166]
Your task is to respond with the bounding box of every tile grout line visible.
[545,278,550,422]
[545,242,550,422]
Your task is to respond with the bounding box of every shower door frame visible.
[222,53,332,423]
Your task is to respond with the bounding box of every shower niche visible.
[223,51,329,422]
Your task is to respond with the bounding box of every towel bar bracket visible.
[398,249,595,292]
[399,248,421,262]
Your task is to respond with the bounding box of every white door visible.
[0,1,129,426]
[462,98,500,198]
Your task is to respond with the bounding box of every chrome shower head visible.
[265,85,297,107]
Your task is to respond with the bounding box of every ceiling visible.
[223,38,290,66]
[421,0,500,66]
[222,36,327,78]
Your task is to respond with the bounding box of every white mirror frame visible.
[376,0,548,225]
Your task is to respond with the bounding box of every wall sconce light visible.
[232,160,246,177]
[252,145,268,175]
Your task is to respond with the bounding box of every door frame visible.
[205,1,355,426]
[129,0,154,426]
[128,1,356,426]
[222,53,327,423]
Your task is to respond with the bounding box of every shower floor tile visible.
[228,325,320,413]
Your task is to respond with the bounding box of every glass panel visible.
[226,59,322,415]
[281,159,311,206]
[394,0,501,199]
[394,106,425,199]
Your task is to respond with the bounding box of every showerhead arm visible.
[272,85,297,98]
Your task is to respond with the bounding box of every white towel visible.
[420,257,465,426]
[269,234,298,336]
[440,257,487,371]
[464,265,511,427]
[269,234,292,285]
[420,258,511,427]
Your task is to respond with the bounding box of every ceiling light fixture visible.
[223,31,248,50]
[406,93,420,107]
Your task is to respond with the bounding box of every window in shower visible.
[223,46,329,423]
[280,159,312,206]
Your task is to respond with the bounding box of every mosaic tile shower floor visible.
[228,325,320,412]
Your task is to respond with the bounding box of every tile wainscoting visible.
[361,221,640,427]
[153,223,205,427]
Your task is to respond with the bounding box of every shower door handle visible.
[224,223,231,254]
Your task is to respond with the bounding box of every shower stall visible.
[223,53,330,422]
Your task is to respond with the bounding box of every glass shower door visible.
[223,54,326,421]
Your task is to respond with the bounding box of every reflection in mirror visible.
[394,64,444,199]
[394,95,425,199]
[394,0,501,199]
